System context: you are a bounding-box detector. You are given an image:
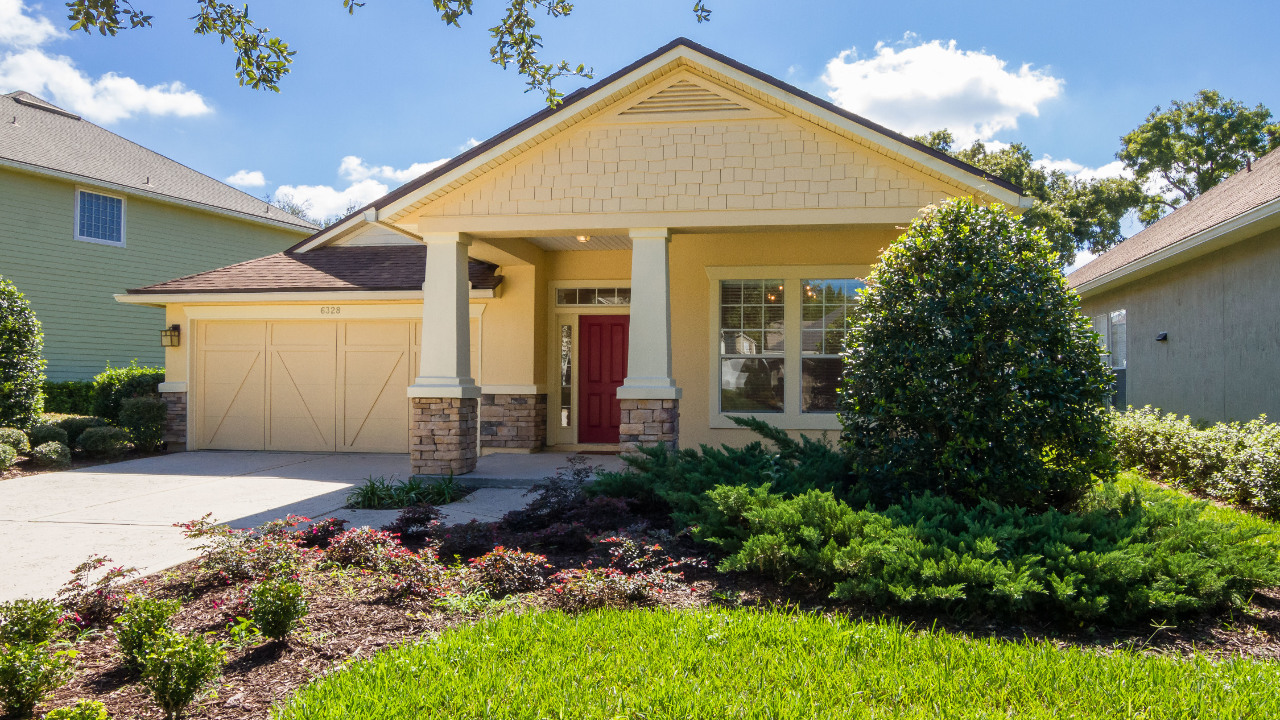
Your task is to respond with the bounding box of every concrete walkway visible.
[0,450,614,602]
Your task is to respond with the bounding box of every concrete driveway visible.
[0,451,534,602]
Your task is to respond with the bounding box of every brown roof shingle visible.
[127,245,501,294]
[1068,149,1280,288]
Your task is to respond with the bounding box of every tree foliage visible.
[839,198,1116,511]
[65,0,712,103]
[0,277,46,430]
[915,130,1146,264]
[1119,90,1280,224]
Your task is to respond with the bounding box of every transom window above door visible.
[555,287,631,306]
[709,267,868,430]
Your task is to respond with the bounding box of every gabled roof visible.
[292,37,1026,252]
[0,91,316,232]
[126,245,501,294]
[1069,149,1280,293]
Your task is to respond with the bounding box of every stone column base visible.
[618,398,679,453]
[411,397,479,475]
[160,391,187,451]
[480,393,547,451]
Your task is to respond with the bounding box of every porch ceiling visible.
[527,234,632,251]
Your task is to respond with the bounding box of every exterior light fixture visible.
[576,235,590,243]
[160,324,181,347]
[1155,332,1168,342]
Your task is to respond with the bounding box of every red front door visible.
[578,315,629,444]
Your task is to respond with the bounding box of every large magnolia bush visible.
[839,198,1115,510]
[0,276,45,429]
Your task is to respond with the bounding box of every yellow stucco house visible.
[118,39,1028,476]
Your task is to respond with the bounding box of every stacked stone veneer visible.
[160,391,187,450]
[411,397,478,475]
[618,399,679,453]
[480,393,547,451]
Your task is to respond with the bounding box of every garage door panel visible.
[267,324,337,452]
[340,333,410,453]
[197,323,266,450]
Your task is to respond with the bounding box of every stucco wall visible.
[1079,226,1280,422]
[0,169,308,380]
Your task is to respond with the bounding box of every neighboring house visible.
[0,90,317,380]
[119,38,1028,474]
[1069,148,1280,422]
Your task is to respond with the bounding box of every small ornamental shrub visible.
[503,456,600,531]
[467,547,549,597]
[294,517,349,548]
[0,642,75,718]
[324,527,404,570]
[41,380,96,416]
[549,568,640,611]
[76,426,129,459]
[249,579,308,643]
[28,423,68,447]
[840,198,1116,510]
[346,475,472,509]
[381,504,441,544]
[0,599,62,645]
[115,596,182,672]
[433,520,500,561]
[91,361,164,423]
[140,631,225,720]
[176,514,311,581]
[1113,407,1280,517]
[0,277,46,430]
[31,442,71,469]
[55,555,139,629]
[48,415,107,447]
[0,427,30,454]
[0,444,15,471]
[382,551,448,600]
[119,396,168,452]
[45,699,110,720]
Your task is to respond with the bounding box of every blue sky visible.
[3,0,1278,229]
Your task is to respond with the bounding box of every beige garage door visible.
[194,319,480,453]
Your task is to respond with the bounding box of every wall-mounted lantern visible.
[1155,332,1168,342]
[160,324,181,348]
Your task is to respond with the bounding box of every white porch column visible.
[409,231,480,398]
[617,227,680,451]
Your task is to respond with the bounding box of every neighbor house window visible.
[1093,310,1127,369]
[712,267,869,428]
[75,189,125,245]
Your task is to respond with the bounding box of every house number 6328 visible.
[320,306,342,315]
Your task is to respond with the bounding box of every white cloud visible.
[1034,155,1131,183]
[0,0,61,48]
[460,137,480,151]
[821,35,1063,144]
[0,1,211,123]
[273,178,387,221]
[337,155,449,185]
[224,169,266,188]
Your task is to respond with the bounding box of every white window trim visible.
[706,264,871,430]
[74,187,127,247]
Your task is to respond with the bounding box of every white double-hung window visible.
[75,189,126,246]
[709,266,868,429]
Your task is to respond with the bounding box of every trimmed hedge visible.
[0,276,45,429]
[28,423,69,447]
[43,380,95,416]
[77,426,129,459]
[120,396,167,452]
[0,427,29,454]
[30,441,71,469]
[1113,406,1280,517]
[0,444,15,470]
[47,414,108,447]
[91,362,164,423]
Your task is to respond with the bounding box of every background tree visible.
[1118,90,1280,224]
[915,130,1146,264]
[65,0,711,104]
[839,198,1116,511]
[0,277,46,429]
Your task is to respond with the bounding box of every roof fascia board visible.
[116,288,496,306]
[0,157,315,234]
[1074,196,1280,298]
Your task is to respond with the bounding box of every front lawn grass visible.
[274,607,1279,720]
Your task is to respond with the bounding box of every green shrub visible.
[467,547,548,597]
[140,631,224,720]
[0,427,30,454]
[119,396,167,452]
[699,477,1280,625]
[0,277,46,430]
[42,381,95,416]
[176,514,309,581]
[346,474,474,509]
[30,442,71,469]
[45,699,110,720]
[839,199,1116,510]
[115,596,181,672]
[0,642,75,718]
[48,415,107,447]
[0,600,62,646]
[76,426,129,459]
[0,444,15,471]
[55,555,139,630]
[249,579,308,643]
[1113,407,1280,517]
[28,423,68,447]
[91,362,164,423]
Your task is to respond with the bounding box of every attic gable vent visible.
[620,80,748,116]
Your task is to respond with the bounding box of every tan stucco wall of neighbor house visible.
[1079,226,1280,423]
